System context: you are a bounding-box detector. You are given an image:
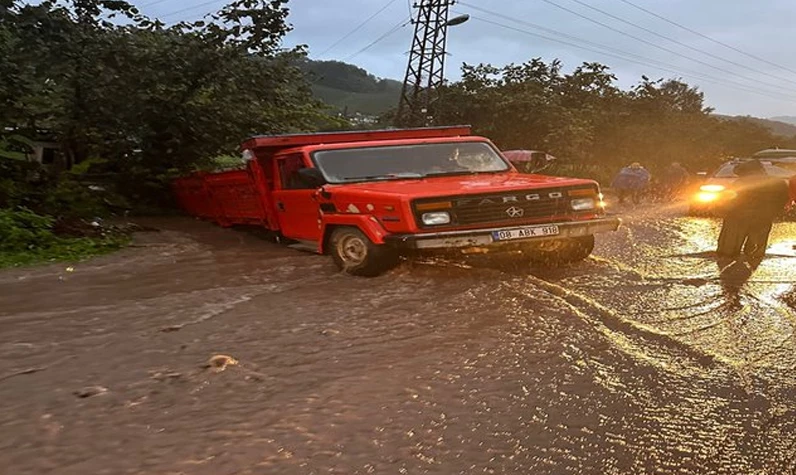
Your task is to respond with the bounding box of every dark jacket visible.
[611,167,651,190]
[662,165,689,186]
[729,175,790,219]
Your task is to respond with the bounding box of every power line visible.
[457,3,796,103]
[138,0,176,8]
[535,0,796,97]
[614,0,796,77]
[343,17,410,63]
[460,3,675,69]
[564,0,796,88]
[101,0,175,19]
[158,0,225,21]
[455,10,796,104]
[317,0,400,58]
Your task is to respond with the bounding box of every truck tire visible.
[329,227,398,277]
[531,235,595,266]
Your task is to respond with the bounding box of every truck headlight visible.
[571,198,596,210]
[421,211,451,225]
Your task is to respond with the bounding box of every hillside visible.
[770,116,796,126]
[299,59,402,117]
[311,84,401,116]
[714,114,796,137]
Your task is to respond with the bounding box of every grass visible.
[0,234,131,269]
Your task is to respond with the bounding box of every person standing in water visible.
[716,159,790,260]
[611,162,651,205]
[660,162,690,202]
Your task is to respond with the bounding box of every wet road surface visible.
[1,204,795,474]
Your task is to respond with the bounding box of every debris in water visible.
[65,267,75,273]
[206,354,238,372]
[151,371,182,381]
[74,386,108,398]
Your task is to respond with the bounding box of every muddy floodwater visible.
[1,204,796,474]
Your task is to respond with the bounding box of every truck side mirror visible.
[298,167,327,188]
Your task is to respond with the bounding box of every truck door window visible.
[278,154,311,190]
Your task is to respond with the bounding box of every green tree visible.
[0,0,328,204]
[435,57,794,183]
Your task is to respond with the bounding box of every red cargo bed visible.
[172,166,273,228]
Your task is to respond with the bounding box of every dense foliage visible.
[1,0,325,178]
[1,0,326,265]
[435,59,796,183]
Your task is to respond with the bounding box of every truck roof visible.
[240,125,472,152]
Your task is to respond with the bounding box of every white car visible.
[689,157,796,215]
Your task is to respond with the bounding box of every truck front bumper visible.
[384,217,621,250]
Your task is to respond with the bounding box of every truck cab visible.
[174,126,620,276]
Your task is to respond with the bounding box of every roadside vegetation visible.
[433,60,796,184]
[0,0,332,267]
[0,208,129,268]
[0,154,131,268]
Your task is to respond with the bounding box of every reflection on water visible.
[583,210,796,375]
[0,215,794,474]
[716,257,757,305]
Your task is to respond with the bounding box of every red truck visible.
[173,126,620,276]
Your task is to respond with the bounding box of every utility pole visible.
[395,1,466,128]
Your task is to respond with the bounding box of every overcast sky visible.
[139,0,796,118]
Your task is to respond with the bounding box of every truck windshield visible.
[312,141,509,183]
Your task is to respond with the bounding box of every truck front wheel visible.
[530,235,595,266]
[329,227,398,277]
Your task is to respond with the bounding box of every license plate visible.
[492,225,560,241]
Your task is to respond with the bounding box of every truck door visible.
[271,153,322,242]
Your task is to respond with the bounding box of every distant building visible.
[1,130,65,168]
[30,140,61,166]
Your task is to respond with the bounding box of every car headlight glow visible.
[421,211,451,226]
[700,184,725,193]
[696,192,719,203]
[571,198,596,210]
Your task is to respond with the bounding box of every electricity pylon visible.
[395,0,457,128]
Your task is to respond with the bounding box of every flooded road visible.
[1,205,795,474]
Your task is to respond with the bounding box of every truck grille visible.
[414,187,596,228]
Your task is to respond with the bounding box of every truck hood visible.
[326,173,596,198]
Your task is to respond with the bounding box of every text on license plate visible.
[492,225,560,241]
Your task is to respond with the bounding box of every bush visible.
[0,208,57,253]
[0,208,129,268]
[42,177,110,220]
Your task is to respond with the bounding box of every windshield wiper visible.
[340,172,424,182]
[423,170,482,177]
